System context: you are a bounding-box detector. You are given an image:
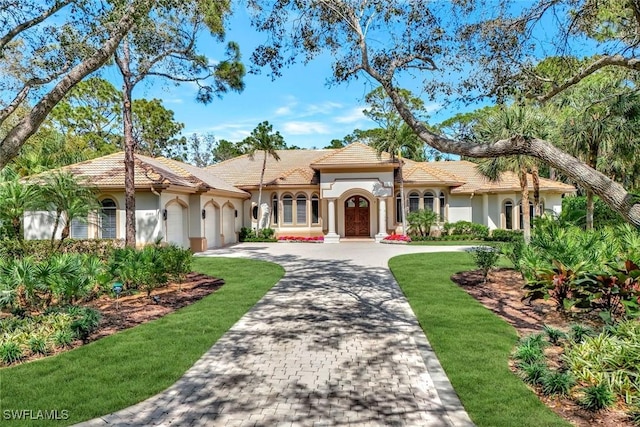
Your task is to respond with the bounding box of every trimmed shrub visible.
[469,246,500,284]
[443,221,489,239]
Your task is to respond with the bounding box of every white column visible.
[324,198,340,243]
[482,193,489,227]
[375,197,389,243]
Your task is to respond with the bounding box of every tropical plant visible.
[0,176,39,240]
[242,122,285,230]
[543,325,567,345]
[579,384,616,411]
[518,361,549,386]
[0,341,23,365]
[406,209,438,237]
[541,370,575,396]
[37,171,100,249]
[69,307,101,342]
[475,106,549,243]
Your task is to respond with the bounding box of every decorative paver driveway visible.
[77,242,475,427]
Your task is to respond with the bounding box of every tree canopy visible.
[247,0,640,226]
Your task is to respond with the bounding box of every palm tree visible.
[0,173,38,240]
[39,171,100,249]
[475,106,549,244]
[242,121,285,230]
[560,80,640,229]
[371,123,421,236]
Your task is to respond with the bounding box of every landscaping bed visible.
[452,268,634,427]
[86,272,224,341]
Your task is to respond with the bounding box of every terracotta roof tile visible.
[207,149,331,187]
[311,142,395,166]
[30,152,248,196]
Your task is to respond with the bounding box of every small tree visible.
[471,246,500,284]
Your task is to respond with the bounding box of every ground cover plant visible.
[520,218,640,322]
[389,252,569,427]
[0,257,284,426]
[514,320,640,421]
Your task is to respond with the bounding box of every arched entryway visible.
[344,195,370,237]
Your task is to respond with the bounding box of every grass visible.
[409,239,487,246]
[0,257,284,426]
[389,252,570,427]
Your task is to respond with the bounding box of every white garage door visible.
[166,203,186,247]
[205,204,220,248]
[222,205,236,245]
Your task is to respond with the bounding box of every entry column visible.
[324,198,340,243]
[375,197,389,243]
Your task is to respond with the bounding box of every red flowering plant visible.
[277,236,324,242]
[381,234,411,243]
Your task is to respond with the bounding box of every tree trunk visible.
[257,151,266,231]
[117,38,137,248]
[532,165,541,217]
[377,81,640,227]
[0,1,151,168]
[586,190,594,230]
[50,210,62,249]
[519,166,531,244]
[585,145,598,230]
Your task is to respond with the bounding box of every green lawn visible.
[408,240,487,246]
[0,257,284,426]
[389,252,570,427]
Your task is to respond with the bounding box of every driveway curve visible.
[77,242,475,427]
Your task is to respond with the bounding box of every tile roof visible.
[310,142,396,167]
[207,149,329,187]
[31,144,575,197]
[30,152,248,196]
[424,160,576,194]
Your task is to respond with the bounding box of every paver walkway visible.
[77,242,475,427]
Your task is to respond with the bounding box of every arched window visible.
[296,194,307,224]
[439,192,446,221]
[252,205,259,220]
[311,194,319,224]
[504,201,513,230]
[519,201,534,230]
[409,191,420,212]
[396,192,403,223]
[423,191,434,212]
[282,195,293,224]
[272,194,278,225]
[100,198,117,239]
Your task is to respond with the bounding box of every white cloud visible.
[282,121,331,135]
[334,106,366,124]
[424,102,442,114]
[301,101,343,116]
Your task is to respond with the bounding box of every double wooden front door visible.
[344,196,370,236]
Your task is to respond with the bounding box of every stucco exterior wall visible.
[447,195,473,223]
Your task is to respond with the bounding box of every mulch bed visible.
[452,268,632,427]
[85,272,225,341]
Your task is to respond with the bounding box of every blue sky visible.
[104,5,449,150]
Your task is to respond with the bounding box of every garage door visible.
[165,203,186,247]
[205,204,220,248]
[222,205,236,245]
